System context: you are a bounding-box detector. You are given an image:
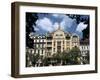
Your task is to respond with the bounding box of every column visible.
[61,40,63,52]
[55,40,57,53]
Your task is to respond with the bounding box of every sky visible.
[31,13,89,39]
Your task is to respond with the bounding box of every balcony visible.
[47,45,52,47]
[47,40,52,42]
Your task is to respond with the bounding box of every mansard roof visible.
[32,34,46,39]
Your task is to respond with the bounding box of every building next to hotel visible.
[79,39,89,64]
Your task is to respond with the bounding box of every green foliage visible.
[32,53,40,64]
[67,46,81,64]
[82,50,90,64]
[42,57,50,66]
[51,46,81,65]
[26,46,86,67]
[26,51,40,67]
[26,13,38,48]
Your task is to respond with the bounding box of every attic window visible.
[60,34,63,36]
[66,35,70,39]
[73,35,78,38]
[56,34,58,36]
[56,34,63,36]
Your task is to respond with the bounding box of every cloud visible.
[52,14,60,18]
[35,14,78,34]
[53,22,59,30]
[76,22,87,32]
[52,22,64,30]
[35,16,65,33]
[34,27,39,31]
[35,13,88,39]
[52,14,66,19]
[60,16,76,31]
[24,12,90,39]
[36,17,53,32]
[52,14,77,30]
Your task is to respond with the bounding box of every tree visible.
[26,51,32,67]
[42,57,50,66]
[67,46,81,65]
[26,13,38,48]
[31,53,40,67]
[51,51,69,65]
[59,51,68,65]
[82,18,89,40]
[52,52,62,65]
[26,49,40,67]
[82,50,90,64]
[86,51,89,63]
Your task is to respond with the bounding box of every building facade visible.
[46,26,80,57]
[33,35,46,56]
[26,26,90,67]
[28,26,80,57]
[79,40,89,64]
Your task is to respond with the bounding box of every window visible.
[38,50,40,54]
[54,48,55,52]
[42,50,43,54]
[56,34,63,36]
[63,48,64,51]
[82,46,83,49]
[84,46,85,49]
[36,50,38,53]
[54,41,55,46]
[40,44,42,48]
[43,44,46,48]
[66,34,70,39]
[60,34,63,36]
[34,49,36,54]
[72,37,78,42]
[57,41,61,45]
[66,42,70,46]
[37,40,39,42]
[87,46,89,50]
[36,44,38,48]
[35,40,37,42]
[38,44,40,47]
[63,40,64,44]
[32,50,34,54]
[56,34,58,36]
[34,40,36,42]
[81,51,83,54]
[43,40,46,42]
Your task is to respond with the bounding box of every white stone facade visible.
[27,26,80,57]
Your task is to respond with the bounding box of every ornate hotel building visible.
[27,26,80,57]
[46,26,80,57]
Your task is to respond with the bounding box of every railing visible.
[47,45,52,47]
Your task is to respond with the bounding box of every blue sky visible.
[33,13,89,39]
